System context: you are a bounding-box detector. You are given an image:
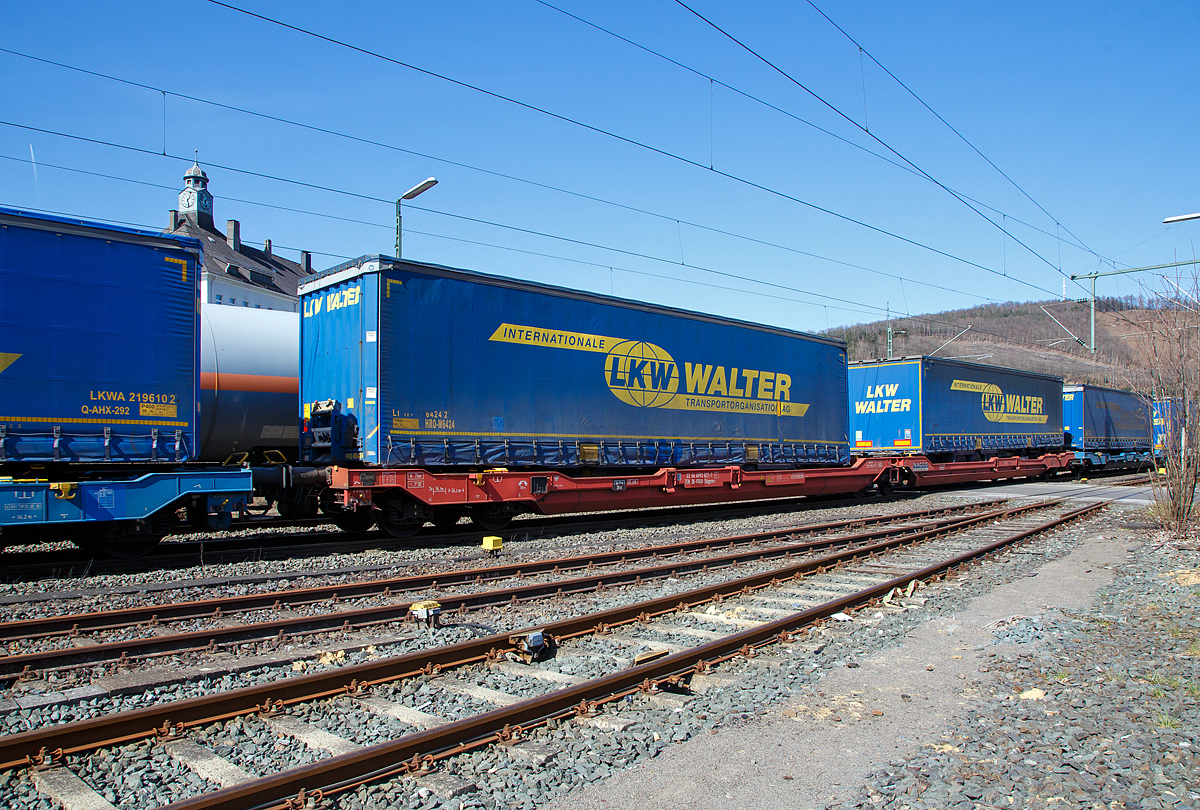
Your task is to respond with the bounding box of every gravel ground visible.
[1,496,999,703]
[519,507,1199,810]
[308,500,1104,810]
[839,520,1200,810]
[0,494,986,619]
[200,714,329,776]
[290,696,417,746]
[3,491,1108,809]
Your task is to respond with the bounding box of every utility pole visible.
[1070,259,1200,354]
[886,304,891,360]
[886,304,894,359]
[885,303,905,359]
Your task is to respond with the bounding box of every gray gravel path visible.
[536,509,1199,810]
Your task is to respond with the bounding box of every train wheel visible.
[431,508,464,528]
[330,508,376,534]
[471,506,513,532]
[375,496,424,539]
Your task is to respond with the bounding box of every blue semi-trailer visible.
[848,357,1064,459]
[0,206,201,463]
[298,256,851,470]
[1063,384,1151,470]
[0,207,252,554]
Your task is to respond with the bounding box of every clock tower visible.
[179,161,215,230]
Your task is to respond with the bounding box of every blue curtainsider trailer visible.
[299,256,850,469]
[849,357,1063,459]
[0,208,252,554]
[0,206,201,463]
[1063,384,1151,469]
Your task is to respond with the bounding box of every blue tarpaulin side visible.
[1063,385,1151,452]
[850,357,1063,456]
[0,208,200,463]
[300,258,850,468]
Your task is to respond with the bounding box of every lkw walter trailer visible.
[1063,384,1152,470]
[0,207,252,555]
[298,256,888,535]
[849,357,1064,460]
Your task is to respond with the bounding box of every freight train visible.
[0,208,1149,556]
[1063,384,1153,471]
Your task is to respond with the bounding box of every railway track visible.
[0,491,922,582]
[0,499,1007,679]
[0,497,1104,809]
[1110,473,1152,487]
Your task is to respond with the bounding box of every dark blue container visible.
[1062,384,1151,452]
[299,256,850,468]
[849,357,1063,456]
[0,208,201,463]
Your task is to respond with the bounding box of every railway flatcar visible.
[849,357,1064,460]
[298,255,862,535]
[1063,384,1152,471]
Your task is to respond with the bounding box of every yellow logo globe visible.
[604,340,679,408]
[979,383,1006,421]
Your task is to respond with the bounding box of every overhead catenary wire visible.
[0,150,919,320]
[526,5,1092,254]
[7,159,1036,344]
[0,143,1071,351]
[0,47,999,305]
[2,15,1152,357]
[802,0,1104,266]
[0,121,1004,317]
[671,0,1088,299]
[199,0,1066,300]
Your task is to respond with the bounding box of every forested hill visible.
[820,297,1152,388]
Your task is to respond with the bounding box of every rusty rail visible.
[0,498,1058,771]
[0,500,1014,676]
[160,499,1108,810]
[0,500,1006,644]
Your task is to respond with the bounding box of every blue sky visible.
[2,1,1198,334]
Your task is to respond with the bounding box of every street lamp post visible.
[395,177,438,258]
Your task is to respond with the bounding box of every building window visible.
[243,301,248,307]
[215,294,222,303]
[230,298,236,305]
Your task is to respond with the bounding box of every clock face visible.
[198,193,212,213]
[180,190,196,210]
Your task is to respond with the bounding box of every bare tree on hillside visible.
[1129,268,1200,537]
